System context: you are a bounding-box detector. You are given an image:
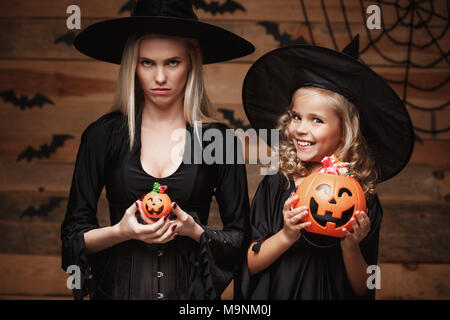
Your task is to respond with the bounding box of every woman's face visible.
[136,36,191,109]
[288,92,343,165]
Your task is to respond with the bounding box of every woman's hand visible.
[281,193,311,243]
[170,202,205,242]
[116,200,177,244]
[341,210,370,251]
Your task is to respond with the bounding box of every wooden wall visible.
[0,0,448,299]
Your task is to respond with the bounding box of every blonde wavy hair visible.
[277,86,377,195]
[111,33,216,149]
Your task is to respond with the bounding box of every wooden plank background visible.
[0,0,448,300]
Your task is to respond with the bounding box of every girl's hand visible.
[281,193,311,243]
[117,200,177,244]
[341,210,370,251]
[170,202,204,242]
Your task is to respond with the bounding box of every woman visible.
[61,0,254,300]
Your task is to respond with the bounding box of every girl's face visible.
[288,92,343,165]
[136,36,191,109]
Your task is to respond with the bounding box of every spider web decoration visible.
[300,0,449,140]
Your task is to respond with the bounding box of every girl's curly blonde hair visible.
[276,86,378,195]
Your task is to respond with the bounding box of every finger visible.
[360,211,371,225]
[157,224,177,243]
[297,221,311,230]
[170,202,187,219]
[291,209,309,223]
[350,217,361,237]
[164,232,178,243]
[155,217,173,237]
[141,214,168,234]
[285,205,307,219]
[360,210,369,221]
[358,212,371,237]
[355,211,367,224]
[342,227,351,238]
[356,211,369,232]
[171,203,194,225]
[292,206,309,216]
[139,220,171,242]
[161,232,178,243]
[350,216,359,228]
[146,218,172,241]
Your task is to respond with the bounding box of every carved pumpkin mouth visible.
[145,203,164,215]
[310,197,354,228]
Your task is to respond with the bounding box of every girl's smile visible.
[296,139,314,149]
[288,92,342,165]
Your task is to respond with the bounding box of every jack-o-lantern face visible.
[142,183,172,220]
[295,172,366,237]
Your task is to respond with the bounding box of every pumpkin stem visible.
[152,182,161,193]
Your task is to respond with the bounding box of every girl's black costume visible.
[237,36,414,300]
[61,111,250,300]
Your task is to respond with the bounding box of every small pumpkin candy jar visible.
[294,156,367,238]
[142,182,172,220]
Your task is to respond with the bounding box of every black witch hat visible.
[242,35,414,182]
[74,0,255,64]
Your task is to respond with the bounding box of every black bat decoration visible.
[258,21,308,47]
[218,108,252,130]
[16,134,74,162]
[119,0,137,14]
[0,90,54,110]
[20,196,66,219]
[54,31,76,46]
[192,0,246,15]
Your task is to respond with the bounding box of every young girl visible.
[238,38,414,300]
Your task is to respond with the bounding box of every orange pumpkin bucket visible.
[294,155,366,238]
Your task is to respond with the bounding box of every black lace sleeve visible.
[60,118,111,299]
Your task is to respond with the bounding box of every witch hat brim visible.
[242,40,414,182]
[74,16,254,64]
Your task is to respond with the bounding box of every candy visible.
[316,155,351,177]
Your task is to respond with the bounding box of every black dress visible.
[61,111,250,300]
[236,171,382,300]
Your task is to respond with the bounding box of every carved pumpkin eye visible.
[316,184,331,196]
[338,188,352,197]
